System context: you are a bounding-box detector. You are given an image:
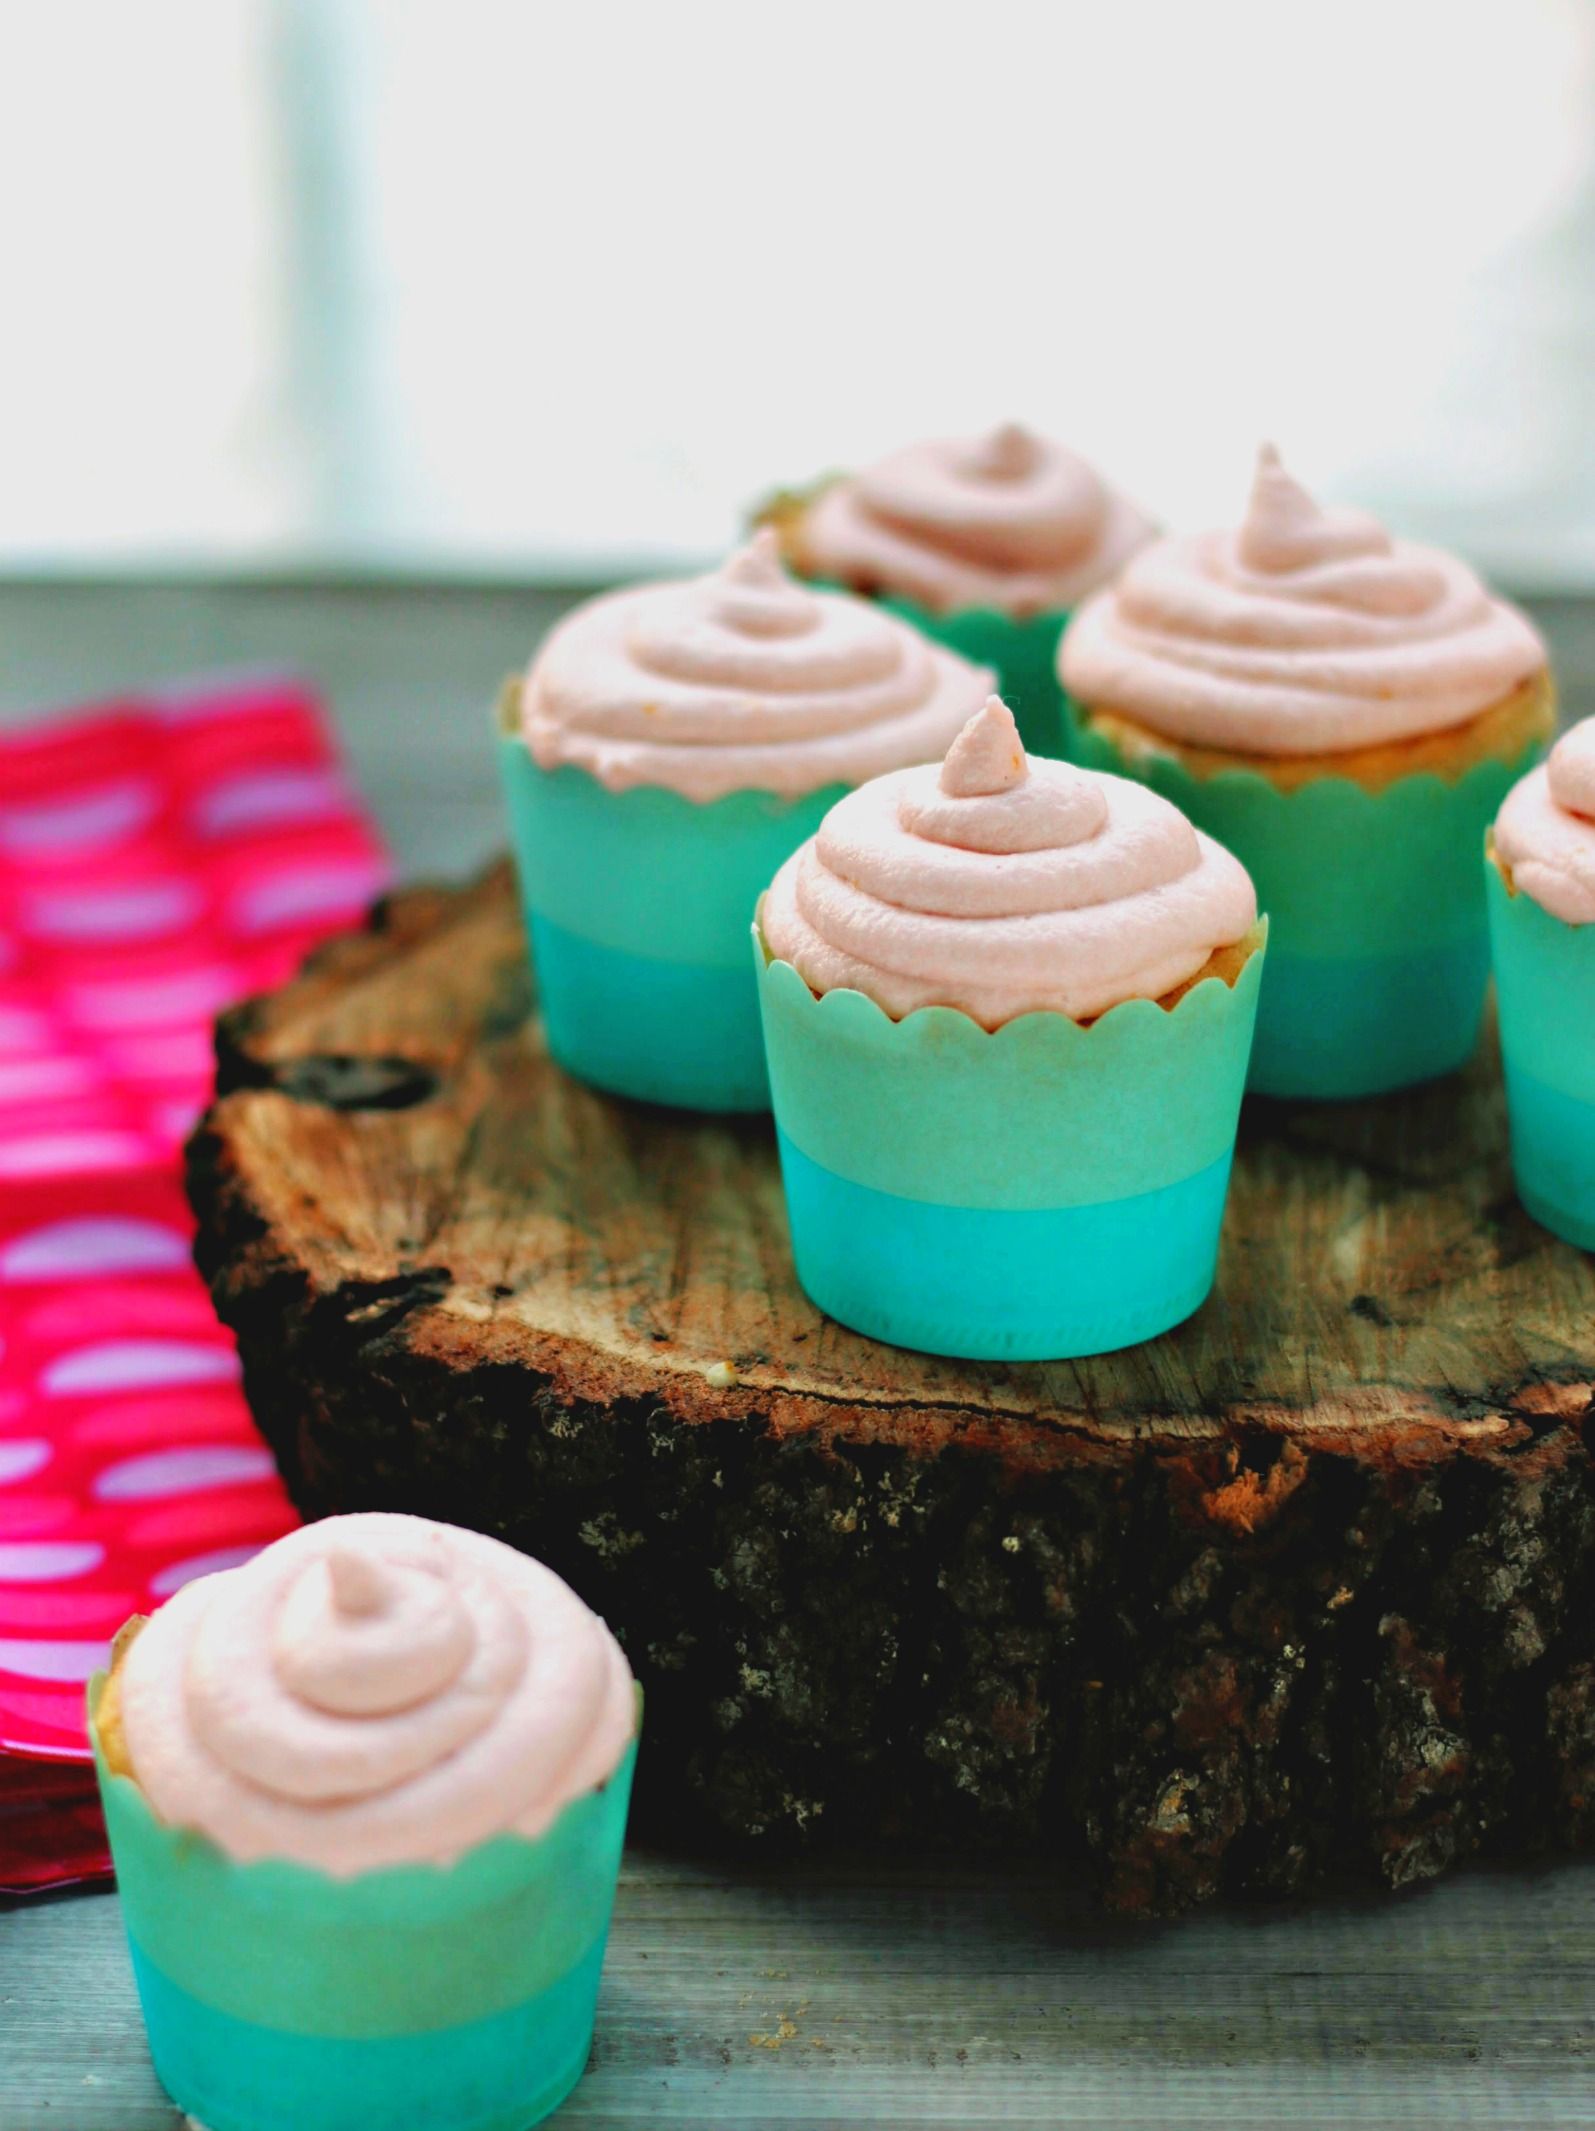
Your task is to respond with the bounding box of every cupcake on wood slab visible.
[499,530,991,1111]
[760,424,1154,760]
[91,1513,639,2131]
[1058,445,1554,1098]
[754,695,1264,1360]
[1488,717,1595,1248]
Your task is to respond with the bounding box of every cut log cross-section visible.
[187,862,1595,1915]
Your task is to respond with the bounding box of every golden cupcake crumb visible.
[1080,669,1555,796]
[95,1615,147,1780]
[1486,828,1517,895]
[1151,918,1268,1015]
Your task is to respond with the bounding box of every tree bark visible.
[187,862,1595,1914]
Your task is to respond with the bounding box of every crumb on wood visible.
[1201,1439,1309,1535]
[748,2005,808,2050]
[748,2015,796,2049]
[446,1293,494,1323]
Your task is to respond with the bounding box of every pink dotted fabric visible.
[0,676,390,1889]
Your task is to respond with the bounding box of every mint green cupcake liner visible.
[1486,858,1595,1249]
[877,594,1071,761]
[793,574,1067,759]
[754,917,1265,1359]
[1068,708,1544,1099]
[90,1675,639,2131]
[497,714,842,1111]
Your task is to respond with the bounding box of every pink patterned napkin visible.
[0,675,390,1890]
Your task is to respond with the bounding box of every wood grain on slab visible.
[5,1856,1595,2131]
[189,859,1595,1915]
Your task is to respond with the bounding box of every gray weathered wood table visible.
[3,580,1595,2129]
[7,1851,1595,2128]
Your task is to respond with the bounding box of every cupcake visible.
[500,530,990,1111]
[761,424,1154,760]
[754,696,1264,1360]
[1059,445,1554,1099]
[90,1513,639,2131]
[1488,717,1595,1248]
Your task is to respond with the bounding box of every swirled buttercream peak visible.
[761,697,1255,1024]
[521,537,991,801]
[116,1513,635,1873]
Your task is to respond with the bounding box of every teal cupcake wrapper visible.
[876,594,1071,761]
[793,574,1067,758]
[1487,857,1595,1250]
[1068,707,1545,1098]
[756,919,1265,1208]
[1485,856,1595,1099]
[122,1939,602,2131]
[497,726,843,970]
[528,914,771,1111]
[755,919,1264,1359]
[91,1675,639,2131]
[1243,934,1491,1099]
[497,722,840,1112]
[777,1132,1234,1361]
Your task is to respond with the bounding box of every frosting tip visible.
[1236,441,1391,576]
[1238,442,1319,569]
[327,1543,390,1618]
[709,529,821,640]
[969,422,1039,482]
[722,526,786,587]
[940,695,1027,797]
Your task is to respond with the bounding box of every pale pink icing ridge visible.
[117,1511,636,1874]
[522,531,991,802]
[1495,717,1595,925]
[797,424,1157,617]
[1059,445,1546,755]
[761,697,1256,1026]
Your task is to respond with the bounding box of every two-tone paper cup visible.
[92,1677,638,2131]
[1486,855,1595,1249]
[873,594,1073,762]
[498,700,840,1112]
[755,915,1265,1360]
[1069,712,1542,1099]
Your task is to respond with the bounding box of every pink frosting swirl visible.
[1059,445,1546,755]
[1495,717,1595,924]
[522,531,991,802]
[761,697,1256,1026]
[796,424,1156,617]
[116,1513,635,1874]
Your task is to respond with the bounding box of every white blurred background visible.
[2,0,1593,584]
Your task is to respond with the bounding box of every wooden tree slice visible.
[188,863,1595,1914]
